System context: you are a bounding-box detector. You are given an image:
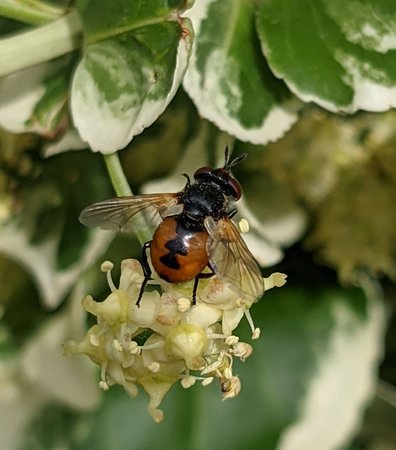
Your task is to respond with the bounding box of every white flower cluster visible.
[65,259,286,422]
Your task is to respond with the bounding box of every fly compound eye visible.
[213,168,228,178]
[194,166,212,179]
[228,177,242,199]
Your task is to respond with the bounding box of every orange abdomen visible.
[150,217,209,283]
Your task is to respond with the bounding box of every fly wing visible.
[205,216,264,302]
[79,193,181,233]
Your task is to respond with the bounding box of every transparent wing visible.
[205,216,264,302]
[79,193,180,233]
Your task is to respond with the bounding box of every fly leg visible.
[192,262,216,305]
[136,241,152,307]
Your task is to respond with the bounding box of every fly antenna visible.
[228,152,247,169]
[223,146,247,170]
[224,145,230,168]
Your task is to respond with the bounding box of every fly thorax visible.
[182,182,227,221]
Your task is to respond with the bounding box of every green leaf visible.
[120,90,197,185]
[0,58,73,136]
[1,286,100,450]
[19,289,101,410]
[256,0,396,113]
[0,151,114,308]
[0,15,29,34]
[0,256,44,345]
[75,0,190,41]
[71,1,193,153]
[323,0,396,53]
[27,58,74,136]
[0,63,51,133]
[354,384,396,449]
[22,404,82,450]
[183,0,300,145]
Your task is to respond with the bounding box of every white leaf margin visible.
[323,0,396,54]
[19,282,101,410]
[71,20,193,153]
[0,63,49,134]
[0,362,45,450]
[236,197,306,267]
[0,63,88,153]
[0,224,113,309]
[282,51,396,114]
[337,51,396,113]
[182,0,300,145]
[257,1,396,114]
[0,283,100,450]
[43,128,88,157]
[278,282,386,450]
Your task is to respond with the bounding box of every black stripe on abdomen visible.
[160,253,180,270]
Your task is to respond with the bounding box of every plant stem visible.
[0,0,65,25]
[0,9,82,77]
[103,152,152,244]
[103,152,132,197]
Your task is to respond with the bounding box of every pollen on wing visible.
[65,258,286,422]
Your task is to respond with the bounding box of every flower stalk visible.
[103,152,153,244]
[103,153,132,197]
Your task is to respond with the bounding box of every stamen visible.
[252,328,261,340]
[139,342,165,351]
[107,271,117,292]
[202,377,214,386]
[101,261,114,272]
[101,261,116,292]
[201,360,221,375]
[128,341,139,354]
[99,380,109,391]
[238,218,250,233]
[226,352,234,367]
[100,362,108,389]
[224,367,233,380]
[181,375,196,389]
[147,362,161,373]
[232,342,253,361]
[206,332,228,340]
[225,336,239,346]
[244,309,261,340]
[89,333,100,347]
[177,297,191,312]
